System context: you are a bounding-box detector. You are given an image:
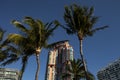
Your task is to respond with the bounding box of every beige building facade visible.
[45,40,74,80]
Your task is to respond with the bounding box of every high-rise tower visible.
[45,40,74,80]
[97,58,120,80]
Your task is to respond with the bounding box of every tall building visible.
[97,58,120,80]
[45,40,74,80]
[0,68,20,80]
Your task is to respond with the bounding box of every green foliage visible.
[63,4,108,39]
[62,59,95,80]
[0,27,19,63]
[1,17,59,79]
[0,27,21,66]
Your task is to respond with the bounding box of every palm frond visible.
[0,27,5,42]
[7,45,21,55]
[0,52,7,62]
[24,16,39,31]
[61,73,71,79]
[0,40,10,48]
[6,34,27,46]
[90,16,99,27]
[1,54,19,66]
[45,20,59,37]
[79,71,95,80]
[64,6,76,34]
[91,25,109,33]
[0,44,20,62]
[87,72,95,80]
[88,6,94,17]
[11,20,28,33]
[46,21,59,36]
[61,24,75,35]
[37,20,59,48]
[36,19,44,29]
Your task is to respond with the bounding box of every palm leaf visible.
[11,20,29,34]
[0,27,5,42]
[91,25,109,34]
[1,54,19,66]
[24,16,39,31]
[0,53,7,62]
[6,34,27,46]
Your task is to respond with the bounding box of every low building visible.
[0,68,20,80]
[97,58,120,80]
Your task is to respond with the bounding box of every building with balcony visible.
[0,68,20,80]
[97,58,120,80]
[45,40,74,80]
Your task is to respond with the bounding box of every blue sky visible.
[0,0,120,80]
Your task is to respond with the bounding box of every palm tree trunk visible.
[35,54,40,80]
[79,39,88,80]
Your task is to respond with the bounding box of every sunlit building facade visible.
[97,58,120,80]
[0,68,20,80]
[45,40,74,80]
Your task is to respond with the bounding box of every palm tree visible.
[62,59,95,80]
[1,17,59,80]
[62,4,108,80]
